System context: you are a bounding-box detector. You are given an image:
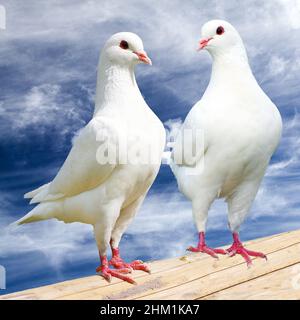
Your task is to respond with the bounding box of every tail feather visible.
[30,191,64,205]
[24,183,50,199]
[12,202,61,227]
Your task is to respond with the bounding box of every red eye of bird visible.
[216,26,225,35]
[119,40,129,49]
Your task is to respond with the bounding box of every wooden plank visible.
[0,256,190,300]
[0,229,275,300]
[59,230,300,300]
[1,229,300,300]
[139,242,300,300]
[2,245,222,300]
[202,263,300,300]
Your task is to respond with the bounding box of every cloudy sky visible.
[0,0,300,294]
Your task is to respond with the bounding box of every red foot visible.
[226,232,267,267]
[96,256,136,285]
[110,248,151,274]
[187,232,227,259]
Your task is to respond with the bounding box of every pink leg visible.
[226,232,267,267]
[187,232,227,258]
[96,255,136,285]
[109,247,151,274]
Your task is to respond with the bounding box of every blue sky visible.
[1,0,300,294]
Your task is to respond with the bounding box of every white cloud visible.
[278,0,300,29]
[19,84,61,126]
[0,83,91,142]
[267,56,288,77]
[0,204,95,270]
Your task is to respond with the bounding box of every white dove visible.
[14,32,166,283]
[170,20,282,266]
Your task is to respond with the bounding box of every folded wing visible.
[28,117,121,204]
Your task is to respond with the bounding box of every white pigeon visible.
[14,32,166,283]
[170,20,282,266]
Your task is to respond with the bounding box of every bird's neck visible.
[208,45,257,89]
[94,56,141,115]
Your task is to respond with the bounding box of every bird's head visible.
[198,20,244,55]
[103,32,152,67]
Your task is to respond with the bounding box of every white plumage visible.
[170,20,282,266]
[15,32,165,283]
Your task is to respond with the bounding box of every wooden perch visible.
[1,229,300,300]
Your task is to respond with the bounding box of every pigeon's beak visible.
[133,51,152,65]
[197,37,213,50]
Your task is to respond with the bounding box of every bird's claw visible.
[131,261,151,273]
[110,257,151,274]
[187,232,227,259]
[96,265,136,285]
[116,267,133,274]
[187,245,226,259]
[226,244,267,267]
[131,259,143,264]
